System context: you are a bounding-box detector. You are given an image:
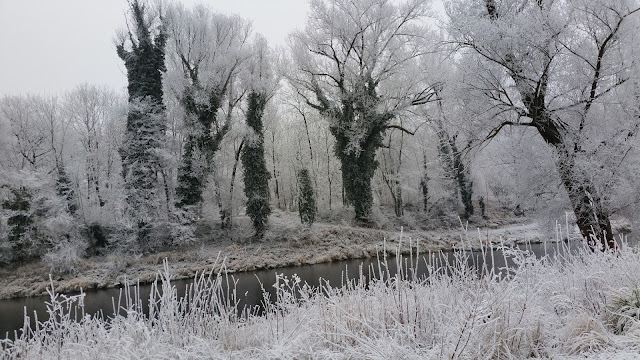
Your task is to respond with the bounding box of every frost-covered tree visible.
[289,0,439,223]
[166,5,251,216]
[116,0,168,247]
[0,170,83,266]
[0,94,80,218]
[446,0,640,249]
[65,84,122,216]
[241,36,278,237]
[0,95,53,171]
[435,118,474,219]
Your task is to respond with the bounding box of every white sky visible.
[0,0,309,96]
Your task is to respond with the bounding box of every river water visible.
[0,237,625,340]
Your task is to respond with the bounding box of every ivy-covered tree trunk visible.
[2,187,33,263]
[116,0,167,248]
[327,80,391,223]
[437,125,474,220]
[420,152,429,213]
[450,138,474,220]
[175,84,230,215]
[334,138,379,222]
[298,168,316,225]
[241,92,271,237]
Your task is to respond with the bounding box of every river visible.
[0,237,625,340]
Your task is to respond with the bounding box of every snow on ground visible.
[2,238,640,359]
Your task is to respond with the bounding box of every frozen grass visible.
[2,237,640,359]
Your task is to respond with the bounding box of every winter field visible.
[2,234,640,359]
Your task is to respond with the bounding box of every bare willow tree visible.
[446,0,640,249]
[289,0,439,223]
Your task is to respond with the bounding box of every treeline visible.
[1,0,639,269]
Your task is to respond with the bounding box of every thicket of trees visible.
[1,0,639,268]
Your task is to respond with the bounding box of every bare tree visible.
[0,96,52,171]
[65,84,121,212]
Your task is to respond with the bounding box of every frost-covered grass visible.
[2,238,640,359]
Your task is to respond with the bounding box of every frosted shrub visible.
[42,240,82,275]
[563,313,612,354]
[369,206,393,229]
[608,287,640,335]
[168,221,197,246]
[0,169,85,265]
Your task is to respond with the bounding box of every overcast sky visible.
[0,0,309,96]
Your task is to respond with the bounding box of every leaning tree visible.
[446,0,640,249]
[289,0,440,223]
[116,0,168,247]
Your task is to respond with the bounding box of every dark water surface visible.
[0,236,632,340]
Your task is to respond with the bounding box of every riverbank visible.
[0,211,569,300]
[3,232,640,359]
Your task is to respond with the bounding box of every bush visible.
[608,287,640,334]
[1,171,84,265]
[42,240,83,275]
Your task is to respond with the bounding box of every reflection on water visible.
[0,235,635,340]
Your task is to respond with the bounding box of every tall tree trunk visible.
[325,131,332,211]
[526,107,615,250]
[394,181,403,217]
[420,151,429,213]
[241,92,271,237]
[395,129,404,218]
[298,108,320,213]
[270,132,281,209]
[555,145,614,249]
[221,139,244,229]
